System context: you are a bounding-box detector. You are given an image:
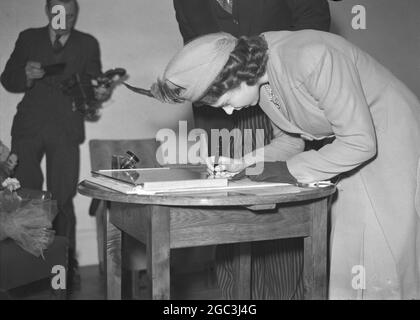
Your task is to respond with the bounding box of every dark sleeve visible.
[173,0,196,44]
[288,0,331,31]
[1,31,30,93]
[84,37,102,77]
[0,211,10,241]
[0,220,7,241]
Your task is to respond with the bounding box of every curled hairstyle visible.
[199,35,268,105]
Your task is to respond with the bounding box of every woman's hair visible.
[150,33,268,104]
[198,35,269,105]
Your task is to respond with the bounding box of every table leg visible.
[106,219,122,300]
[146,205,171,300]
[233,242,252,300]
[304,198,328,300]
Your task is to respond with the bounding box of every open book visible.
[83,167,302,195]
[87,168,228,194]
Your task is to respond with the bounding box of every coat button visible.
[233,19,239,25]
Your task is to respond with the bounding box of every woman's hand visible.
[205,156,247,176]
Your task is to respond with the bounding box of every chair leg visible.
[0,290,11,300]
[137,270,148,299]
[49,288,67,300]
[96,201,107,275]
[121,269,134,300]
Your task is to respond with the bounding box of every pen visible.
[296,181,333,188]
[213,153,220,176]
[200,133,214,176]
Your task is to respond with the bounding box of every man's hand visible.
[93,84,112,102]
[25,61,45,87]
[0,142,10,163]
[5,154,18,172]
[91,69,127,102]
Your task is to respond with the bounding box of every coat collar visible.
[261,31,334,141]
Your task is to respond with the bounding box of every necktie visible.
[53,34,63,53]
[216,0,233,14]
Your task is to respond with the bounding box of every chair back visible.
[88,139,161,272]
[89,139,161,171]
[17,189,52,200]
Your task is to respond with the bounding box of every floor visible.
[3,265,105,300]
[3,264,222,300]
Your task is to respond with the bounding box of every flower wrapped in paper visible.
[0,179,58,259]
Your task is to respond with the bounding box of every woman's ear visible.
[258,72,269,85]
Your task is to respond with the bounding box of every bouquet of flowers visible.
[0,142,57,258]
[0,179,57,258]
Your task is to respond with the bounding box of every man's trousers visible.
[12,126,79,260]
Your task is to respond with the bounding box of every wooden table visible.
[78,180,335,300]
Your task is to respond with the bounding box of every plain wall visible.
[0,0,192,265]
[329,0,420,98]
[1,0,419,266]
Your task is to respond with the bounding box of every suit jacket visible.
[255,30,420,298]
[173,0,331,43]
[1,26,102,144]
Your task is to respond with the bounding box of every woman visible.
[151,31,420,299]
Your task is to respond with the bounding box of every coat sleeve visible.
[1,31,30,93]
[286,47,377,183]
[84,37,102,78]
[287,0,331,31]
[173,0,196,44]
[244,121,305,165]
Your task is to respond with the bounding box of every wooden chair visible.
[88,139,161,296]
[0,189,68,299]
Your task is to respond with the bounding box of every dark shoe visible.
[67,257,81,293]
[67,267,81,294]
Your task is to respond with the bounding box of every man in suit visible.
[172,0,331,299]
[1,0,110,288]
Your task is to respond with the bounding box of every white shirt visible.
[49,27,70,46]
